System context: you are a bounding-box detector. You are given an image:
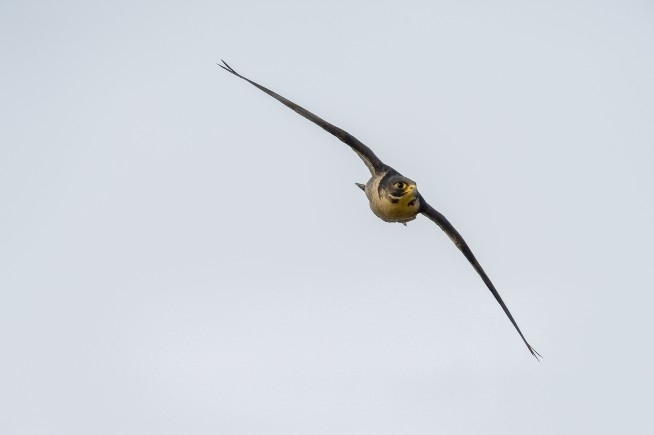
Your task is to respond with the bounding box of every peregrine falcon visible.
[218,60,541,360]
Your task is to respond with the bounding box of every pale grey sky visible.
[1,1,653,434]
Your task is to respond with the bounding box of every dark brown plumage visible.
[219,60,541,360]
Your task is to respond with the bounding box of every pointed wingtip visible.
[217,59,237,75]
[529,346,543,362]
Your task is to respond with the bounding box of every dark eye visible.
[395,182,405,189]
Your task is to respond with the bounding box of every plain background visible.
[1,1,653,434]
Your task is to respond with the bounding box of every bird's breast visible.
[369,194,420,223]
[364,175,420,223]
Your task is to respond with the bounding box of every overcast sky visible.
[2,1,654,434]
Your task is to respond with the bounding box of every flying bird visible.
[218,60,541,360]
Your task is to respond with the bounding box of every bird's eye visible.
[395,182,405,189]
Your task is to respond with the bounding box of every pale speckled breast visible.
[363,173,420,223]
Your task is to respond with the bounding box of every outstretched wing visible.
[218,60,386,176]
[419,196,541,360]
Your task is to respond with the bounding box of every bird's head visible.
[383,175,418,202]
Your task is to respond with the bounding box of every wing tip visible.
[217,59,238,75]
[528,345,543,362]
